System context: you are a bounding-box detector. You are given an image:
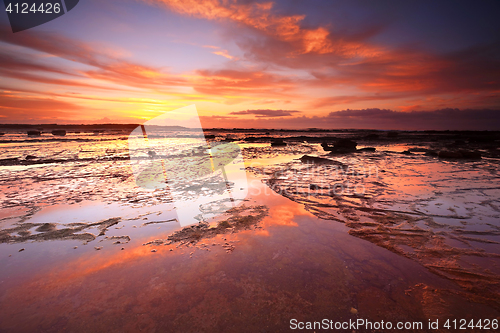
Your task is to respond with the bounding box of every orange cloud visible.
[144,0,377,57]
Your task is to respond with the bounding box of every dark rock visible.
[357,147,376,152]
[425,150,439,157]
[0,132,4,136]
[299,155,346,168]
[27,130,41,136]
[271,139,287,147]
[401,150,412,155]
[51,130,66,136]
[437,150,481,159]
[387,131,399,138]
[322,139,357,153]
[364,133,379,140]
[408,147,428,153]
[309,184,329,190]
[438,151,463,159]
[467,134,497,144]
[459,150,482,159]
[25,155,37,160]
[334,139,357,149]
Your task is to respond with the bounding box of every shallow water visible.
[1,129,499,331]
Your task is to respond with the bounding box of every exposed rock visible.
[271,139,287,147]
[357,147,376,152]
[25,155,37,160]
[322,139,357,154]
[438,150,481,160]
[334,139,357,149]
[51,130,67,136]
[27,130,41,136]
[299,155,346,168]
[309,184,330,190]
[459,150,482,159]
[438,151,462,159]
[408,147,428,153]
[364,133,379,140]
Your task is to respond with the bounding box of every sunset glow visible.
[0,0,499,129]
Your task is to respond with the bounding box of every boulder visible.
[438,150,482,160]
[271,139,287,147]
[51,130,66,136]
[387,131,399,138]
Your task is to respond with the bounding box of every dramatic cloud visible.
[0,92,85,121]
[230,109,301,117]
[145,0,348,55]
[201,108,500,130]
[194,69,297,96]
[0,25,187,90]
[0,1,499,127]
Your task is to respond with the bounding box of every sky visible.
[0,0,499,129]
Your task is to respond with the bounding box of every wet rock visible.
[25,155,37,160]
[0,132,4,136]
[51,130,66,136]
[438,150,481,160]
[94,246,102,250]
[309,184,330,190]
[18,248,25,252]
[299,155,346,168]
[364,133,379,140]
[401,150,412,155]
[335,139,358,149]
[151,249,157,253]
[323,139,358,154]
[408,147,428,153]
[145,205,268,248]
[27,130,41,136]
[459,150,482,159]
[271,139,287,147]
[425,150,439,157]
[357,147,376,152]
[35,223,56,232]
[438,151,462,159]
[0,223,96,244]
